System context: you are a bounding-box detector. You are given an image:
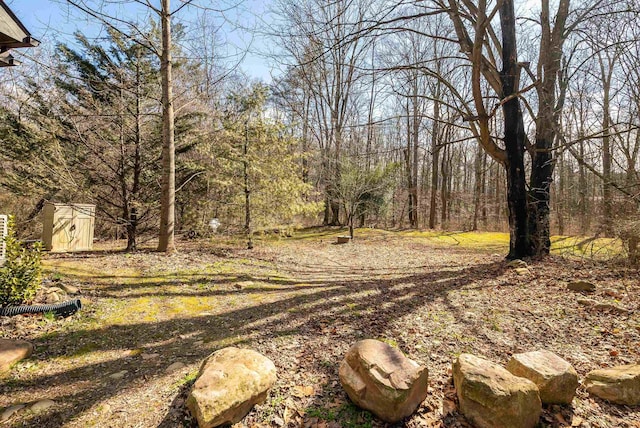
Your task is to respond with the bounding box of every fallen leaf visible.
[571,415,584,427]
[326,398,344,409]
[442,399,456,415]
[292,385,315,397]
[555,412,569,426]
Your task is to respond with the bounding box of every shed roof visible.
[0,1,39,67]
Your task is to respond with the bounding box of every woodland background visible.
[1,0,639,260]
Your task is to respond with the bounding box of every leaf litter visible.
[0,231,638,427]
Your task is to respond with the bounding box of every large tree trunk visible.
[499,0,530,259]
[158,0,176,252]
[527,0,569,256]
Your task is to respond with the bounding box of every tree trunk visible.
[244,121,253,250]
[410,76,419,228]
[527,0,569,256]
[428,97,440,229]
[500,0,530,259]
[157,0,176,252]
[472,144,483,231]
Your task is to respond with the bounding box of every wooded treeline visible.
[0,0,639,260]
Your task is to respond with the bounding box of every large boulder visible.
[186,347,277,428]
[338,339,428,423]
[506,350,578,404]
[453,354,541,428]
[584,364,640,405]
[0,339,33,375]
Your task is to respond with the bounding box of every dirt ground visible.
[1,229,639,427]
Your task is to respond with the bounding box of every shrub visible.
[0,216,42,306]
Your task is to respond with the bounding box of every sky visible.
[6,0,276,82]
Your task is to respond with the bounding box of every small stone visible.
[506,350,578,404]
[141,353,160,360]
[515,268,530,276]
[567,281,596,292]
[166,362,186,373]
[1,404,25,422]
[507,259,527,268]
[109,370,128,379]
[45,287,64,294]
[593,303,629,314]
[45,292,61,303]
[603,288,623,299]
[584,364,640,405]
[59,284,79,294]
[29,399,55,413]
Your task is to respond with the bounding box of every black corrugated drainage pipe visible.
[0,299,81,318]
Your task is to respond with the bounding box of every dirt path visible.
[1,230,639,427]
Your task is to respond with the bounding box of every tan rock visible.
[584,364,640,405]
[45,292,61,304]
[506,350,578,404]
[453,354,541,428]
[338,339,428,423]
[1,404,25,422]
[166,361,186,373]
[0,339,33,375]
[59,283,79,294]
[507,259,527,268]
[186,347,277,428]
[30,399,55,413]
[567,281,596,292]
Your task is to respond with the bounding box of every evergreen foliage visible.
[0,216,42,307]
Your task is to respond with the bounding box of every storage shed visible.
[42,203,95,252]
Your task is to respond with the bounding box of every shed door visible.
[52,206,74,252]
[73,208,94,251]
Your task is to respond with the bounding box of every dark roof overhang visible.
[0,1,39,67]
